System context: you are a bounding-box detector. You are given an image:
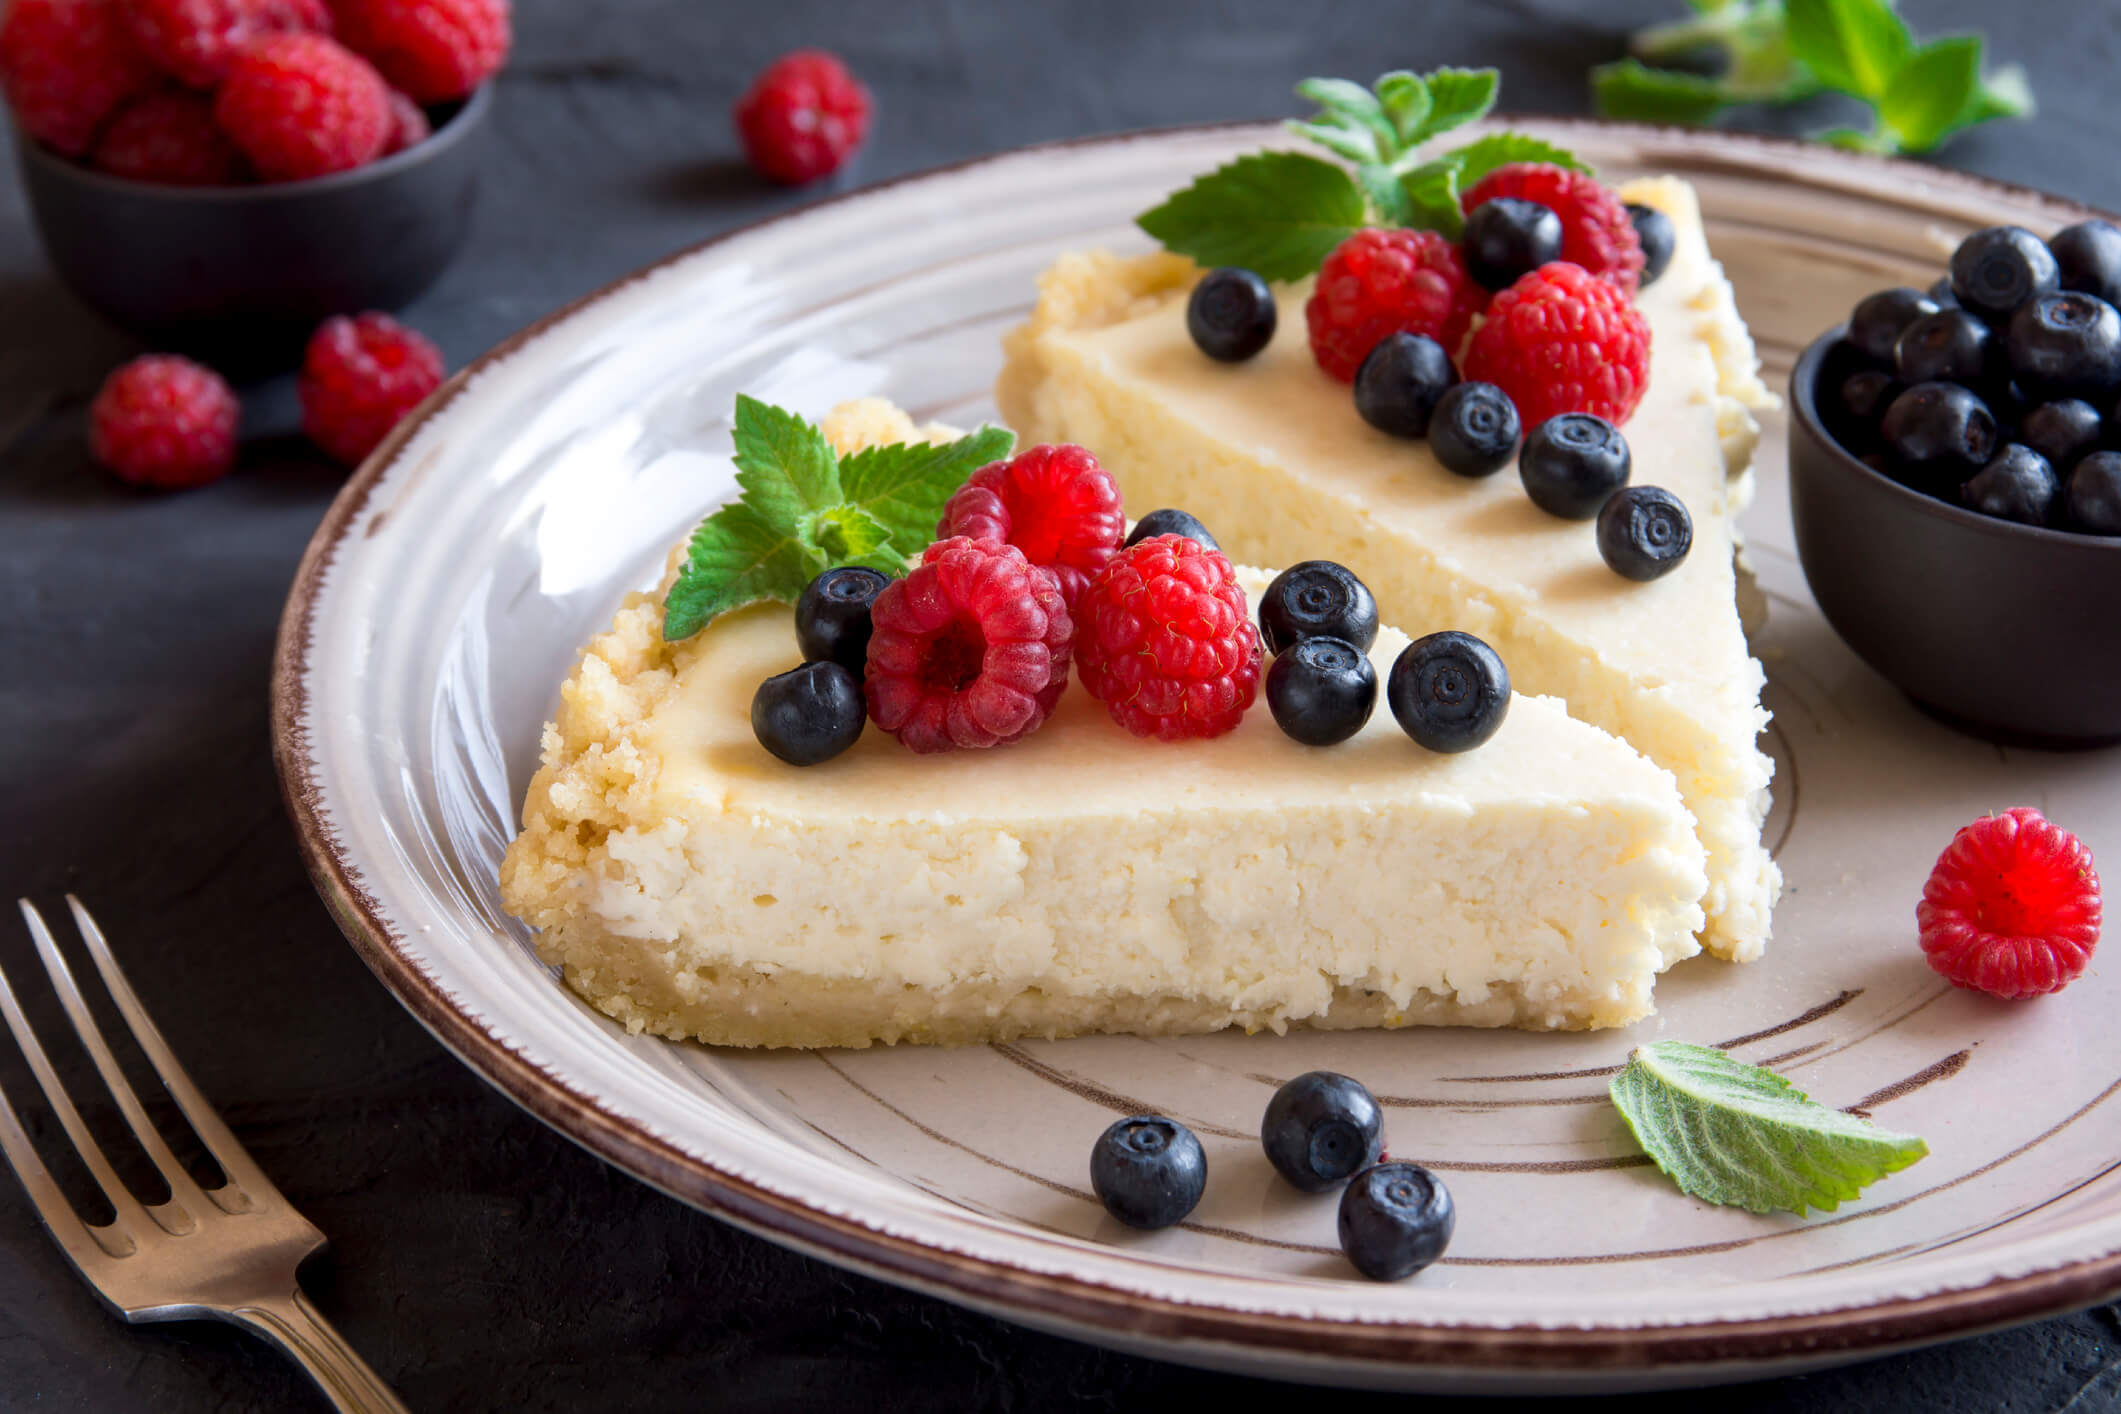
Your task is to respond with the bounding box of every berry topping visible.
[0,0,157,157]
[1338,1162,1454,1282]
[2066,452,2121,535]
[89,354,239,489]
[1258,560,1377,655]
[1950,226,2059,322]
[1961,444,2059,527]
[2005,291,2121,404]
[751,661,865,767]
[1388,630,1510,753]
[120,0,330,88]
[795,565,889,679]
[1519,411,1630,520]
[1186,266,1277,362]
[1305,227,1483,383]
[1089,1116,1207,1230]
[1597,485,1693,581]
[1462,196,1561,292]
[1261,1071,1383,1193]
[91,87,245,185]
[1427,381,1520,478]
[1353,331,1458,439]
[2017,398,2103,473]
[1124,508,1219,553]
[1627,202,1676,288]
[299,311,446,465]
[863,537,1073,754]
[1462,162,1645,292]
[1893,308,1997,389]
[2050,220,2121,309]
[1462,261,1651,428]
[732,49,871,185]
[330,0,508,103]
[1880,382,1999,490]
[1826,368,1899,454]
[381,86,430,153]
[935,442,1124,612]
[1918,808,2100,999]
[1073,535,1261,742]
[1265,636,1376,747]
[1849,287,1941,365]
[213,32,391,181]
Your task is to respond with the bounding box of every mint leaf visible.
[1962,64,2035,126]
[1785,0,1911,102]
[663,501,811,641]
[1137,151,1367,282]
[1355,162,1414,226]
[1879,35,1982,152]
[798,503,895,572]
[1294,77,1395,150]
[1399,160,1465,240]
[1611,1042,1929,1216]
[1409,67,1499,144]
[1449,131,1595,187]
[1374,70,1432,145]
[838,424,1015,551]
[1286,118,1379,165]
[1592,58,1741,124]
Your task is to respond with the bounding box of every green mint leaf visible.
[729,394,842,529]
[1294,77,1396,150]
[1286,118,1379,165]
[798,503,893,571]
[1449,131,1595,188]
[1785,0,1912,102]
[1815,124,1891,152]
[1407,67,1499,144]
[1963,63,2035,125]
[1374,70,1433,146]
[1610,1042,1929,1216]
[1137,151,1367,282]
[662,501,811,641]
[1879,35,1982,152]
[1399,159,1465,241]
[1591,58,1742,124]
[837,424,1016,552]
[1355,161,1414,226]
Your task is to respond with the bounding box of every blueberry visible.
[1826,368,1899,454]
[1388,630,1510,753]
[1259,560,1378,655]
[2066,451,2121,534]
[1125,508,1220,552]
[1337,1162,1455,1281]
[2018,398,2104,472]
[1960,444,2059,527]
[1519,412,1630,519]
[1893,308,1998,388]
[795,565,889,678]
[1928,275,1960,310]
[1848,287,1939,364]
[1627,202,1676,288]
[1187,267,1277,362]
[1354,332,1459,438]
[2005,291,2121,404]
[2049,219,2121,308]
[751,661,865,766]
[1429,381,1520,477]
[1089,1116,1206,1229]
[1260,1072,1383,1193]
[1880,381,1999,490]
[1464,197,1562,292]
[1266,636,1377,746]
[1950,225,2060,322]
[1596,486,1693,581]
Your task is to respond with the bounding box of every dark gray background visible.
[5,1,2121,1409]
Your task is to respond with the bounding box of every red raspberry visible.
[0,0,158,157]
[91,87,245,184]
[935,443,1124,614]
[1073,536,1262,742]
[1462,262,1652,428]
[380,86,428,153]
[1462,163,1645,294]
[119,0,331,87]
[1918,808,2101,1000]
[329,0,508,104]
[298,311,445,464]
[863,537,1074,754]
[1305,227,1486,382]
[89,354,240,489]
[732,49,871,185]
[213,32,390,180]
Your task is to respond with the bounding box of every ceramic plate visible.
[271,120,2121,1394]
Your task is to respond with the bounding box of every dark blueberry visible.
[1260,1072,1383,1193]
[1266,636,1377,747]
[1429,381,1521,477]
[2066,451,2121,534]
[1387,630,1510,753]
[2005,291,2121,403]
[1089,1116,1206,1230]
[750,661,865,766]
[2018,398,2104,471]
[2049,219,2121,308]
[1880,382,2000,492]
[1259,560,1378,655]
[1960,444,2059,527]
[1354,332,1459,438]
[1464,197,1563,292]
[1596,486,1693,581]
[1627,202,1676,288]
[1186,266,1277,362]
[1848,287,1939,364]
[1338,1162,1455,1281]
[1950,225,2060,322]
[1125,508,1220,552]
[1893,308,1997,388]
[1928,275,1960,310]
[1519,412,1630,519]
[1826,368,1899,453]
[795,565,889,678]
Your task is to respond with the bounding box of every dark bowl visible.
[15,83,490,371]
[1788,326,2121,747]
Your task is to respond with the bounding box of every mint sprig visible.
[662,397,1013,641]
[1610,1041,1929,1216]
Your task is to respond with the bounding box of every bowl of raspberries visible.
[1790,220,2121,747]
[0,0,507,355]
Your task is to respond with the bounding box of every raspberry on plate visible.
[1463,261,1652,428]
[733,49,871,185]
[1918,807,2101,999]
[862,536,1074,754]
[299,311,445,464]
[935,442,1124,613]
[1462,163,1646,294]
[91,87,245,184]
[89,354,240,489]
[330,0,509,103]
[1074,534,1263,741]
[1305,227,1485,382]
[214,31,391,180]
[120,0,331,87]
[0,0,158,157]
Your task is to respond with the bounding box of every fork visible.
[0,897,409,1413]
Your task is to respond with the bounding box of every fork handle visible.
[230,1290,411,1414]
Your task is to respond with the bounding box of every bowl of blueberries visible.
[1790,220,2121,746]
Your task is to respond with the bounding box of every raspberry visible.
[935,443,1124,613]
[89,355,240,489]
[329,0,509,103]
[1462,262,1652,428]
[1918,808,2101,1000]
[380,86,428,153]
[1305,228,1485,382]
[732,49,871,185]
[213,32,390,180]
[119,0,331,87]
[1074,535,1263,742]
[91,87,245,184]
[298,311,445,465]
[1462,163,1645,294]
[863,537,1074,754]
[0,0,157,157]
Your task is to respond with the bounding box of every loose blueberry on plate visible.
[796,565,890,677]
[1597,485,1693,581]
[1429,381,1520,477]
[1354,332,1458,438]
[1338,1162,1454,1282]
[1388,630,1510,753]
[1266,636,1377,746]
[1259,560,1379,654]
[1125,508,1220,552]
[1961,444,2060,527]
[1090,1116,1207,1229]
[2018,398,2104,471]
[1261,1071,1384,1193]
[1626,202,1675,288]
[2049,219,2121,308]
[1880,382,1999,490]
[1893,308,1996,388]
[1187,266,1278,362]
[2067,451,2121,534]
[2005,291,2121,404]
[751,661,866,766]
[1464,197,1563,291]
[1950,225,2060,322]
[1848,286,1939,364]
[1520,412,1630,519]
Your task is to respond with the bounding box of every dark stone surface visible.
[4,1,2121,1409]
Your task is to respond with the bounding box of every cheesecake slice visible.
[997,175,1780,962]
